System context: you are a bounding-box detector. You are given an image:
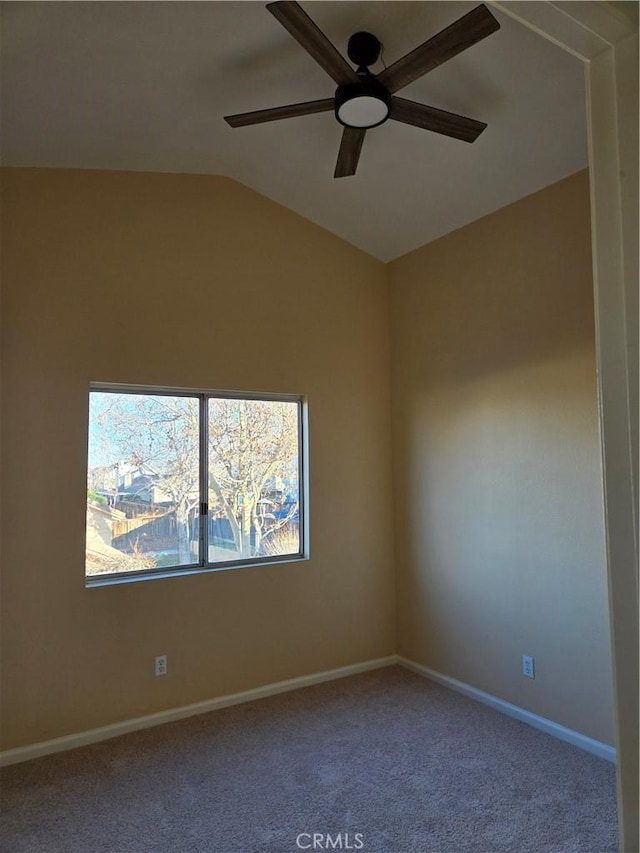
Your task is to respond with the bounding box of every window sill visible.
[85,553,309,588]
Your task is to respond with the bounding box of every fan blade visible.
[334,127,366,178]
[378,4,500,94]
[225,98,334,127]
[390,97,487,142]
[267,1,358,85]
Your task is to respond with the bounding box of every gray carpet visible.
[0,666,618,853]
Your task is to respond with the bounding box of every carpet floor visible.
[0,666,618,853]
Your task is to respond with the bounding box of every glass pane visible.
[208,398,300,563]
[86,391,200,577]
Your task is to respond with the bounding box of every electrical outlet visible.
[155,654,168,677]
[522,655,535,679]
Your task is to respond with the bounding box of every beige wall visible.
[1,167,613,754]
[0,168,396,750]
[389,170,614,744]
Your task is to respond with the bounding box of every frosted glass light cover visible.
[337,95,389,128]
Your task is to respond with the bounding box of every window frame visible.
[85,383,309,587]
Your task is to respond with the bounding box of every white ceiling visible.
[0,1,588,261]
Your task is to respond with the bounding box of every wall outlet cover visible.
[522,655,535,679]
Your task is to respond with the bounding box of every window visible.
[85,385,307,585]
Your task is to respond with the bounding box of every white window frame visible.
[86,383,309,587]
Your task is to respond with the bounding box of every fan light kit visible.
[336,86,390,129]
[224,1,500,178]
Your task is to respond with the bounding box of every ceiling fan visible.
[224,1,501,178]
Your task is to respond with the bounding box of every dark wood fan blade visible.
[378,4,500,94]
[225,98,334,127]
[334,127,366,178]
[390,97,487,142]
[267,1,358,85]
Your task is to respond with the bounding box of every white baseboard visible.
[397,656,616,763]
[0,656,397,767]
[1,654,616,767]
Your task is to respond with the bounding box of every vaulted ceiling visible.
[1,1,588,260]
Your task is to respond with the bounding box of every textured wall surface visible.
[1,167,612,753]
[0,168,396,749]
[389,170,613,744]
